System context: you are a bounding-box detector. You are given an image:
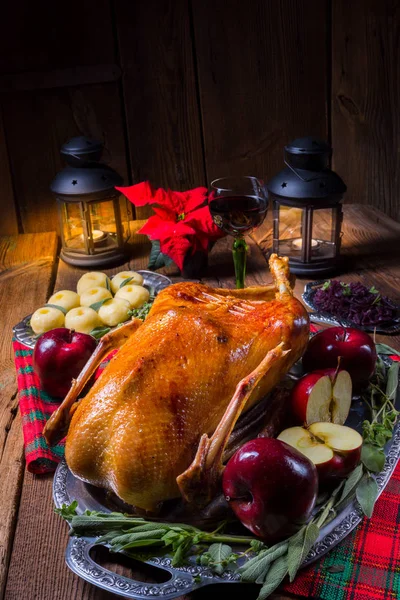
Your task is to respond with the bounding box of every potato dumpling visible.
[115,284,150,308]
[98,298,131,327]
[30,306,65,334]
[80,286,112,308]
[47,289,80,312]
[77,272,110,296]
[111,271,144,294]
[65,307,102,334]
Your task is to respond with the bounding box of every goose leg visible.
[43,318,142,445]
[177,342,289,506]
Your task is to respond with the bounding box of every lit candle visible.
[291,238,319,251]
[80,230,107,244]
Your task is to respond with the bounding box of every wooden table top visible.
[1,204,400,600]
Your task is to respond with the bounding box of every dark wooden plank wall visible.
[0,0,399,234]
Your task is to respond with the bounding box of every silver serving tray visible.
[53,356,400,599]
[302,280,400,334]
[13,270,172,349]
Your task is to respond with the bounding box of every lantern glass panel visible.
[311,207,336,261]
[88,200,119,253]
[275,204,305,262]
[62,202,85,251]
[118,196,131,241]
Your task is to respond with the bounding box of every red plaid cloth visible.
[12,332,400,598]
[12,339,112,474]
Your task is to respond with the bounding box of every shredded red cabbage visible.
[313,280,398,326]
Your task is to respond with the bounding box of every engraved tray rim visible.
[302,279,400,335]
[53,357,400,599]
[12,270,173,350]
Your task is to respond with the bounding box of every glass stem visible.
[232,236,248,289]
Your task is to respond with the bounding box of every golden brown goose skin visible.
[65,266,309,512]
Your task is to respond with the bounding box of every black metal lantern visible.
[51,136,131,267]
[266,137,346,276]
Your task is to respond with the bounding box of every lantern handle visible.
[284,159,322,183]
[67,146,112,166]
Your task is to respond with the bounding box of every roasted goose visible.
[44,254,309,511]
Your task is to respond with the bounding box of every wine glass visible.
[208,176,268,288]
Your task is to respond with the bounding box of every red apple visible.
[302,327,377,387]
[291,369,352,425]
[278,422,362,485]
[222,437,318,542]
[33,328,97,398]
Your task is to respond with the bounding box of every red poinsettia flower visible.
[116,182,225,270]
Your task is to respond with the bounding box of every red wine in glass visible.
[209,194,267,235]
[208,177,268,288]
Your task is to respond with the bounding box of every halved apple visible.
[277,422,362,485]
[291,369,352,425]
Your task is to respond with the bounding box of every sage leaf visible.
[287,522,319,582]
[339,463,364,502]
[240,543,288,583]
[208,543,232,573]
[119,276,135,289]
[90,298,111,312]
[375,343,400,357]
[105,277,111,292]
[112,538,164,552]
[361,444,385,472]
[258,554,289,599]
[44,303,67,315]
[89,326,111,339]
[356,477,379,518]
[385,362,399,401]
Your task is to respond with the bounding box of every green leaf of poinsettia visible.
[148,240,174,270]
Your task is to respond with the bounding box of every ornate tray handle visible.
[66,537,203,599]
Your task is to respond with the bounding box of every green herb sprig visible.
[55,344,400,598]
[56,481,349,599]
[128,300,154,321]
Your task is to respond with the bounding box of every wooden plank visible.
[332,0,400,221]
[0,64,121,92]
[0,232,58,599]
[3,234,276,600]
[192,0,328,182]
[0,106,18,235]
[0,0,131,234]
[6,207,400,599]
[0,0,115,74]
[115,0,206,219]
[1,83,129,234]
